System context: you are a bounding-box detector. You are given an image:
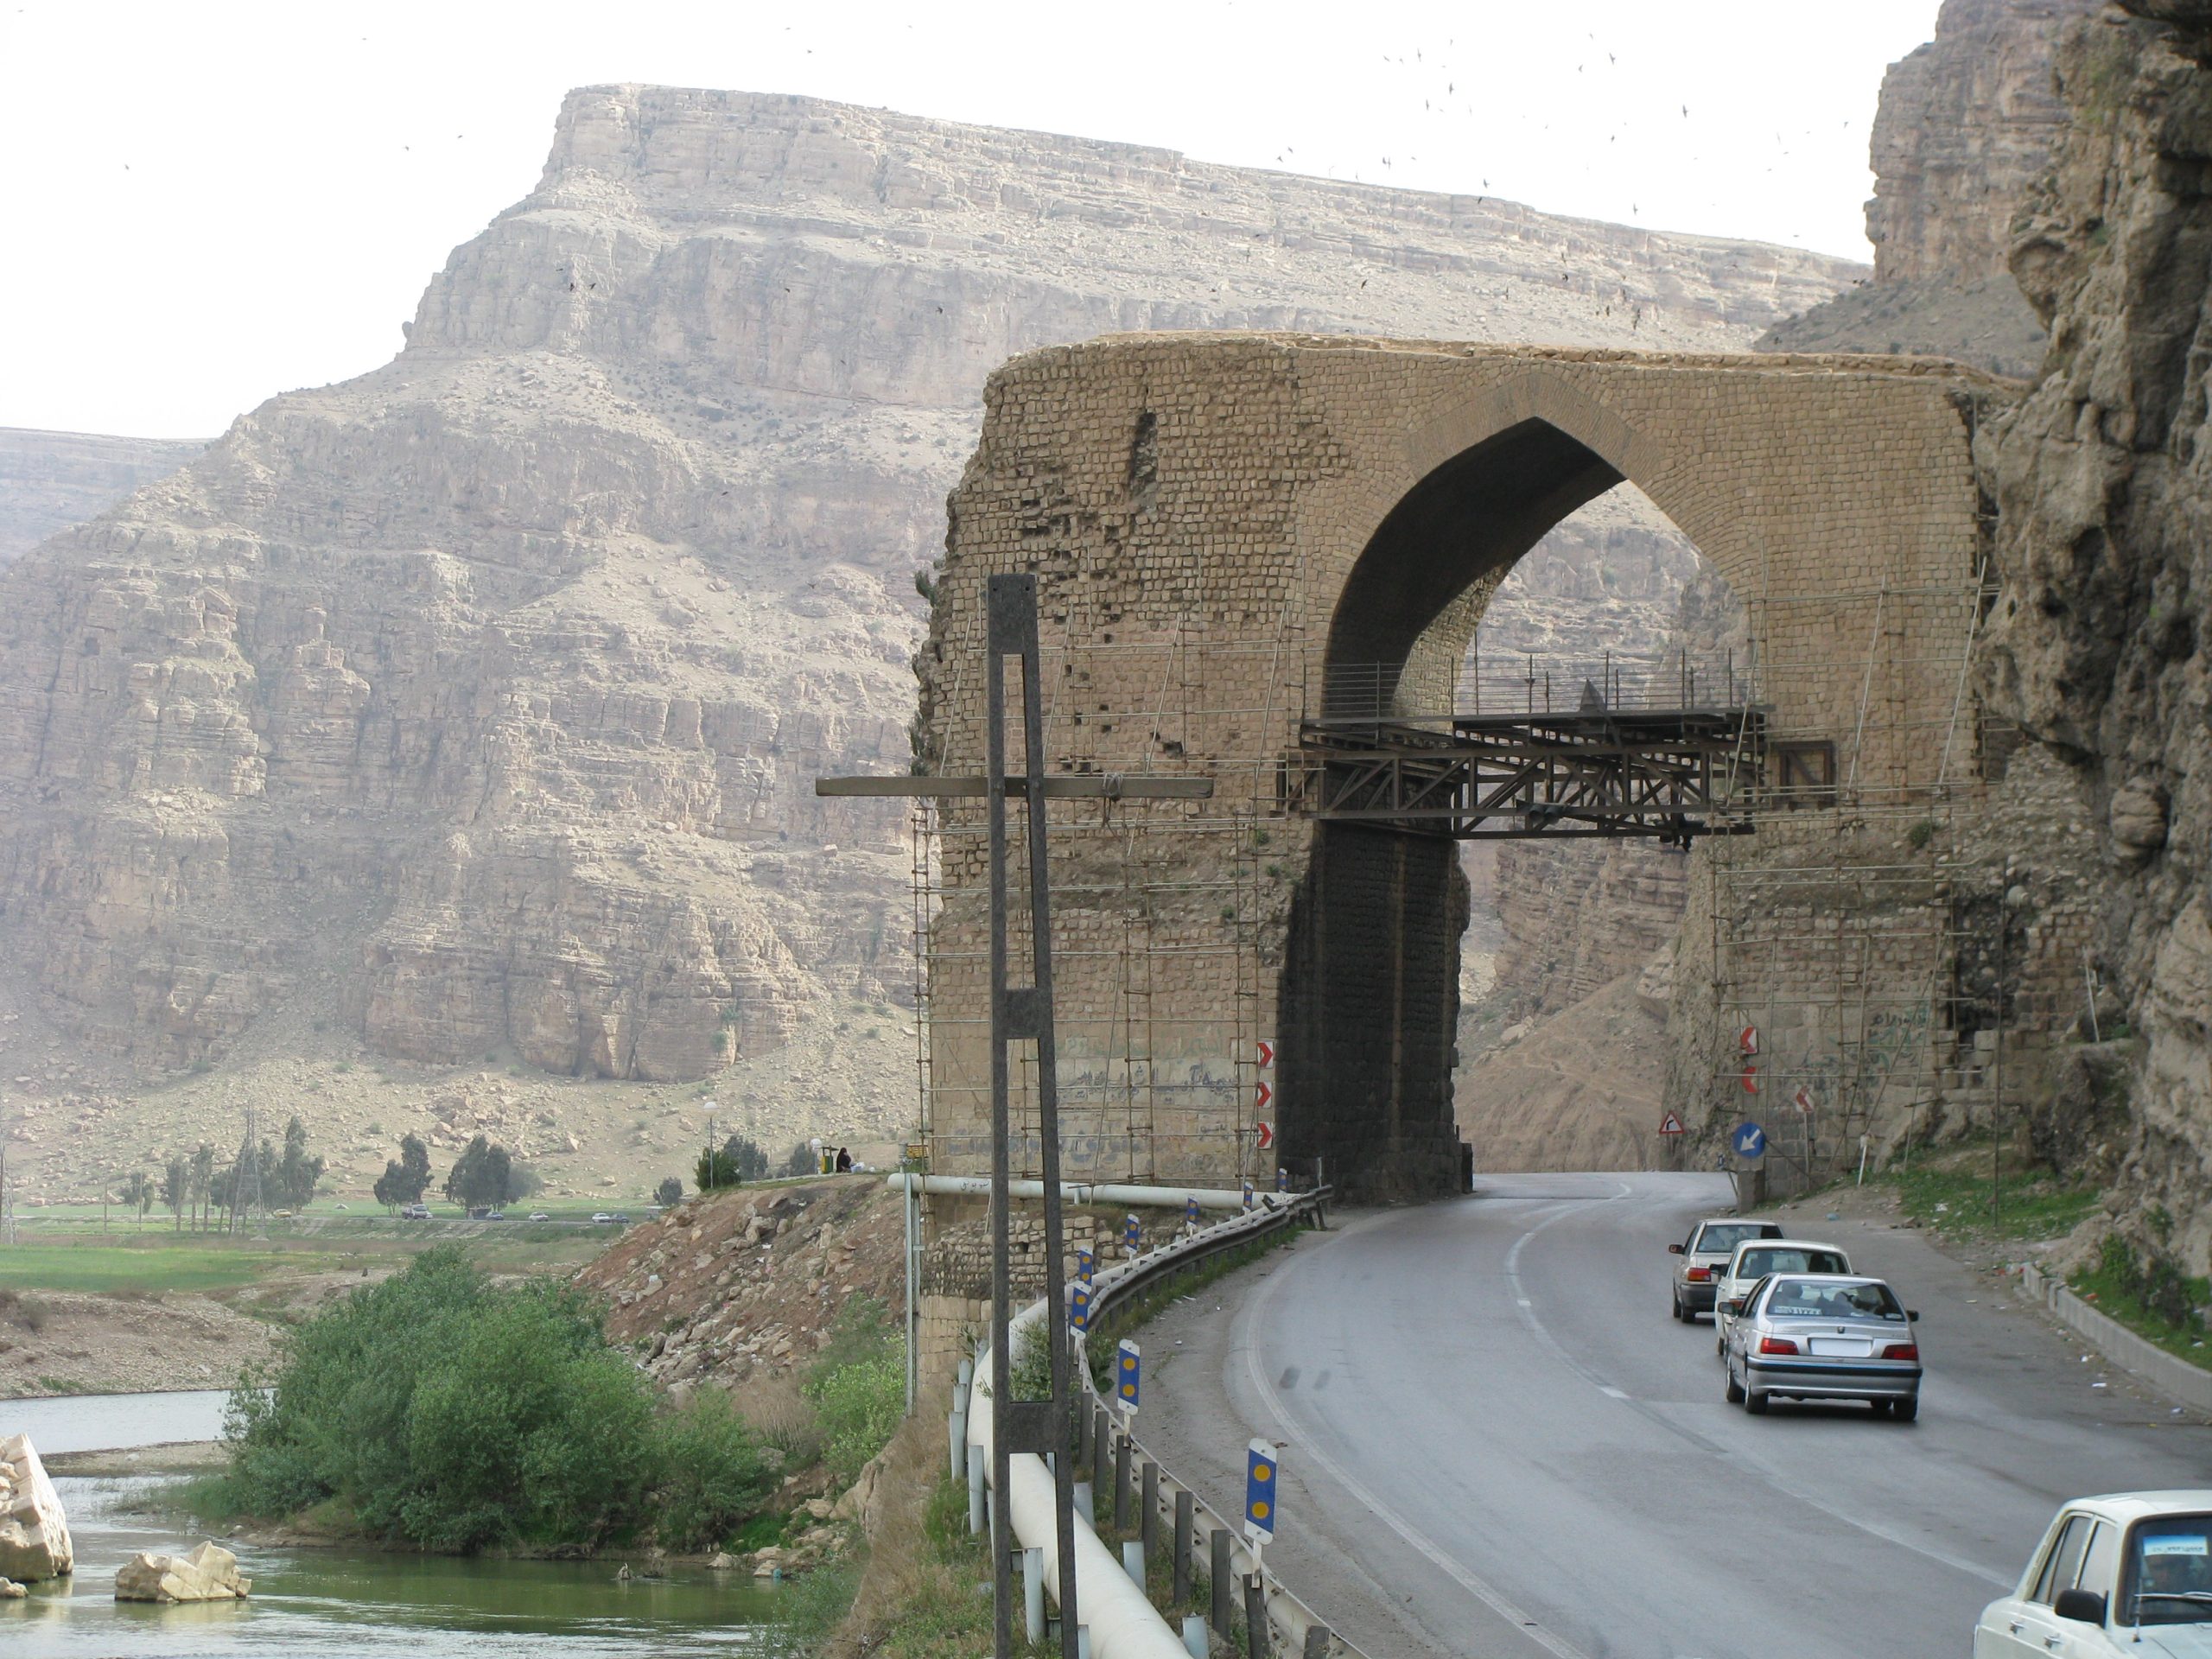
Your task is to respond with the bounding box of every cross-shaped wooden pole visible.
[817,573,1210,1659]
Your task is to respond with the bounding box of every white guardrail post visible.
[955,1189,1358,1659]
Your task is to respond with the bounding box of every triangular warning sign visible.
[1658,1110,1686,1135]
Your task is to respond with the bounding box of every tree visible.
[782,1141,817,1179]
[120,1170,154,1230]
[276,1116,327,1211]
[655,1175,683,1208]
[162,1157,189,1232]
[373,1134,434,1213]
[695,1134,768,1194]
[443,1135,515,1212]
[189,1141,215,1233]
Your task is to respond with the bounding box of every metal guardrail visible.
[1076,1189,1367,1659]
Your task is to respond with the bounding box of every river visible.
[2,1392,795,1656]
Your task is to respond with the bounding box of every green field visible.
[0,1224,608,1294]
[0,1241,338,1294]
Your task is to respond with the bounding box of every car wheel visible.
[1671,1291,1684,1322]
[1891,1396,1918,1423]
[1724,1365,1745,1404]
[1745,1389,1769,1415]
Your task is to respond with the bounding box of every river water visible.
[1,1392,792,1656]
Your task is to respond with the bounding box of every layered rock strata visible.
[0,429,203,565]
[1979,0,2212,1268]
[0,86,1856,1125]
[1761,0,2095,377]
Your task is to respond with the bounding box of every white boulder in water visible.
[0,1433,72,1581]
[114,1541,252,1603]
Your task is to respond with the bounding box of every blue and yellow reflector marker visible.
[1077,1246,1094,1285]
[1185,1194,1200,1229]
[1275,1166,1288,1192]
[1244,1439,1277,1541]
[1071,1282,1091,1332]
[1124,1212,1141,1253]
[1242,1178,1255,1211]
[1116,1339,1140,1413]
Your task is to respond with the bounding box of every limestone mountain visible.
[0,86,1855,1199]
[0,429,204,566]
[1758,0,2095,378]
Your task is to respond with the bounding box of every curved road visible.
[1134,1173,2212,1659]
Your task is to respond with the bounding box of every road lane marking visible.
[1244,1244,1598,1659]
[1501,1183,2012,1589]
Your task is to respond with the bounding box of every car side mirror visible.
[2052,1588,2106,1625]
[1725,1298,1747,1316]
[1907,1310,1920,1322]
[1668,1243,1685,1255]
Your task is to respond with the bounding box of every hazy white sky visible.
[2,1,1944,438]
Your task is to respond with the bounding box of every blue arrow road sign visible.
[1245,1440,1278,1541]
[1733,1122,1767,1160]
[1116,1340,1140,1412]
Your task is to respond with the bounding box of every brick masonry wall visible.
[918,334,2003,1198]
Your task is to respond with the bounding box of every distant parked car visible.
[527,1211,551,1222]
[1713,1239,1852,1352]
[612,1212,632,1224]
[400,1204,431,1221]
[1976,1492,2212,1654]
[1721,1272,1922,1419]
[1668,1217,1785,1320]
[591,1211,615,1224]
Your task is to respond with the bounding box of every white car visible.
[591,1211,614,1224]
[1713,1238,1852,1352]
[1976,1491,2212,1655]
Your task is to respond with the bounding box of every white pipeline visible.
[889,1174,1260,1211]
[969,1301,1187,1659]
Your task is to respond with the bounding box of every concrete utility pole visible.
[819,574,1213,1659]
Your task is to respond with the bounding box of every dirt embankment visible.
[573,1174,910,1398]
[0,1289,277,1398]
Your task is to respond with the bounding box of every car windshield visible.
[1695,1224,1770,1256]
[1734,1247,1848,1280]
[1764,1279,1905,1321]
[2130,1516,2212,1625]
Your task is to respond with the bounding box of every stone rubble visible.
[114,1541,251,1603]
[0,1434,72,1582]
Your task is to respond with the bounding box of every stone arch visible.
[1286,391,1743,1200]
[918,335,1993,1205]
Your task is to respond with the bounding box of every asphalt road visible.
[1131,1172,2212,1659]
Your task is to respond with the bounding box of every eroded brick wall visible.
[918,334,2000,1198]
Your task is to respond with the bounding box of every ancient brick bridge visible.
[915,334,2005,1201]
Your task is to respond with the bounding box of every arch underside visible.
[1287,416,1655,1201]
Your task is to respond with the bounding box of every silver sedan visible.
[1721,1272,1923,1420]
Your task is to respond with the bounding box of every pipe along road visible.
[1131,1173,2212,1659]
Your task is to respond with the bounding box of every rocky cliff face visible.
[1762,0,2095,378]
[0,429,203,565]
[0,84,1856,1150]
[1979,1,2212,1268]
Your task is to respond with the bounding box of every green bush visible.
[654,1388,772,1549]
[804,1298,906,1484]
[214,1247,772,1552]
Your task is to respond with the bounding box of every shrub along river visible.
[2,1391,792,1657]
